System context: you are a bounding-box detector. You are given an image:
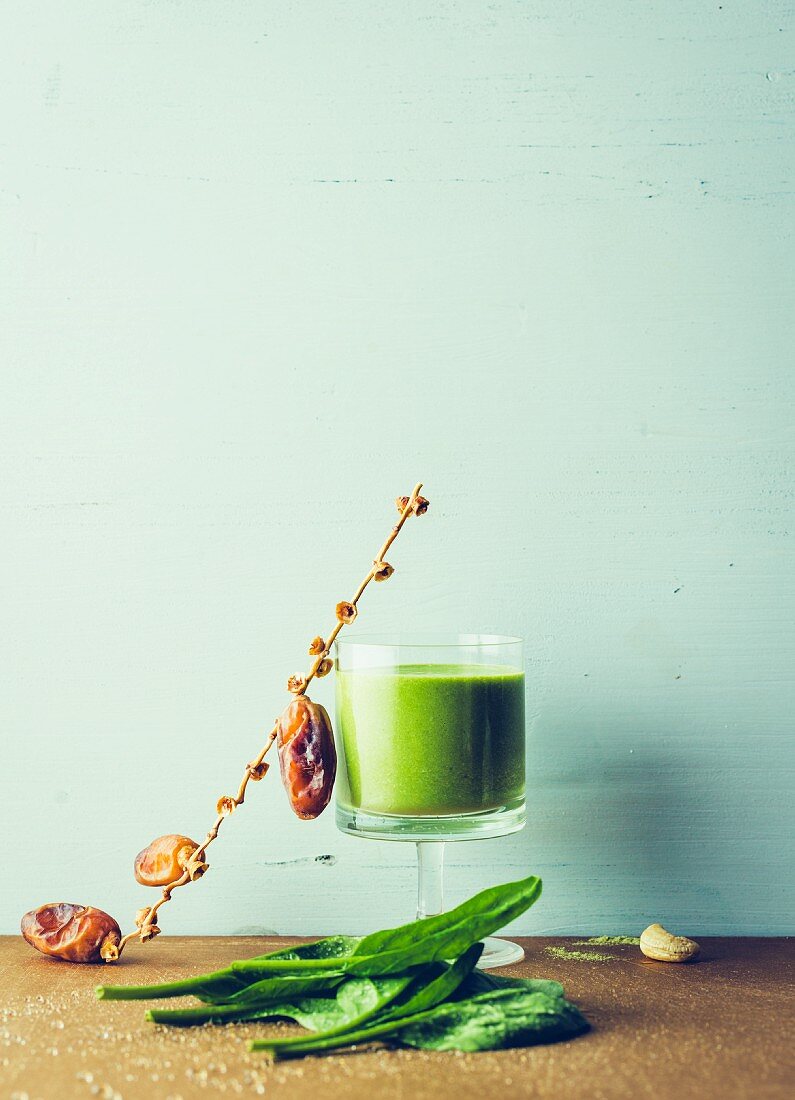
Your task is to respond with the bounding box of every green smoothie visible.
[335,663,525,817]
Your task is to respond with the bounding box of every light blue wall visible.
[1,2,793,938]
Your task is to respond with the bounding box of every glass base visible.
[478,936,525,969]
[336,796,525,841]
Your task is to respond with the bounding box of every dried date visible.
[276,695,337,819]
[134,834,205,887]
[21,902,121,963]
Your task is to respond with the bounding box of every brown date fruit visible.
[276,695,336,820]
[134,833,202,887]
[21,902,121,963]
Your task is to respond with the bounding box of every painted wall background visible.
[1,2,793,937]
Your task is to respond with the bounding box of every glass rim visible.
[335,632,522,649]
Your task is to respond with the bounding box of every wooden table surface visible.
[1,936,792,1100]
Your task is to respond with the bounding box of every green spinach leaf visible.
[265,943,486,1056]
[252,986,588,1059]
[399,988,589,1052]
[342,874,542,976]
[146,994,345,1030]
[453,967,564,1001]
[96,937,358,1003]
[147,973,414,1031]
[218,972,346,1006]
[253,973,421,1049]
[99,873,543,1003]
[376,942,483,1023]
[251,936,360,963]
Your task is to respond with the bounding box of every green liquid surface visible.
[335,663,525,816]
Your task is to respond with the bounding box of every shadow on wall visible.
[492,712,784,934]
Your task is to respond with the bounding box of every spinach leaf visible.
[96,937,358,1003]
[336,975,414,1020]
[147,993,348,1030]
[355,875,540,958]
[453,968,564,1001]
[97,965,349,1004]
[251,987,588,1059]
[148,974,415,1032]
[256,997,347,1032]
[376,942,483,1023]
[97,965,255,1002]
[257,973,420,1050]
[251,936,360,963]
[246,957,554,1046]
[342,874,542,976]
[399,988,589,1051]
[219,972,345,1006]
[267,943,485,1056]
[98,875,541,1004]
[225,875,542,982]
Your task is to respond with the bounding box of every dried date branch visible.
[115,483,428,958]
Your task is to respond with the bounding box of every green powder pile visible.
[573,936,641,946]
[545,946,613,962]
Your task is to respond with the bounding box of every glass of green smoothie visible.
[335,633,526,968]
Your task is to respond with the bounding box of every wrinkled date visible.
[277,695,337,820]
[21,902,121,963]
[134,834,204,887]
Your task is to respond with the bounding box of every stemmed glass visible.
[334,633,526,968]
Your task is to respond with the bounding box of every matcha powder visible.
[545,946,613,962]
[574,936,641,946]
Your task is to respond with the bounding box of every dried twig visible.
[113,484,429,959]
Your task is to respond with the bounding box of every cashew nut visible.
[640,923,700,963]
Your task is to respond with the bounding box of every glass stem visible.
[416,841,445,919]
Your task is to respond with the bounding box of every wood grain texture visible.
[1,935,793,1100]
[0,2,793,938]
